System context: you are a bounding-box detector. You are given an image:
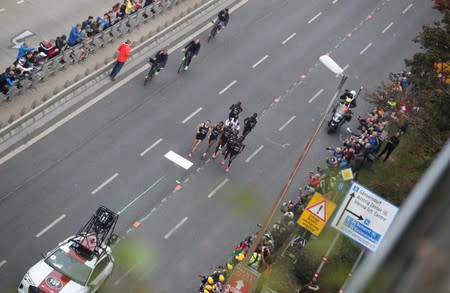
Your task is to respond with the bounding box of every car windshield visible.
[44,248,92,285]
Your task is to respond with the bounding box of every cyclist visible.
[203,121,224,158]
[182,39,201,71]
[216,8,230,30]
[148,49,168,77]
[229,101,243,119]
[242,113,258,138]
[212,125,233,159]
[189,120,211,158]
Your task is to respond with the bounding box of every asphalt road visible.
[0,0,120,68]
[0,0,439,292]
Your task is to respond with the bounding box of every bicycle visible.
[208,21,222,43]
[144,63,158,86]
[177,50,193,73]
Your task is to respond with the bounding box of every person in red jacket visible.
[110,40,131,80]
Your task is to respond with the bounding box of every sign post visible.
[331,182,399,251]
[297,192,337,236]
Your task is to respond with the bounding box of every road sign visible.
[341,168,354,181]
[223,264,259,293]
[331,182,399,252]
[297,192,337,236]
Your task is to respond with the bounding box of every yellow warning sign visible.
[297,192,337,236]
[341,168,354,181]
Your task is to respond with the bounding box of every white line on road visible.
[402,3,413,14]
[17,0,25,4]
[164,217,188,239]
[164,150,193,170]
[359,42,373,55]
[114,264,137,286]
[208,178,229,198]
[279,115,296,131]
[245,145,264,163]
[282,32,296,45]
[342,64,350,72]
[36,214,66,238]
[332,0,339,4]
[0,0,249,167]
[308,12,322,24]
[382,22,394,34]
[140,138,163,157]
[0,260,6,269]
[91,173,119,195]
[252,55,269,69]
[308,89,324,103]
[182,107,202,124]
[219,80,237,95]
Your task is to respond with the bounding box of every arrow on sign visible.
[235,280,245,290]
[347,209,364,220]
[10,30,34,49]
[336,192,361,225]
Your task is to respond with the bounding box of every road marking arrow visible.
[235,280,245,290]
[10,30,34,49]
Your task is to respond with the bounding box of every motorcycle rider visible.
[339,89,357,108]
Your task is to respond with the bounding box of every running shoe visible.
[220,160,225,166]
[202,152,207,158]
[225,167,231,173]
[211,153,217,159]
[184,66,189,71]
[188,152,192,158]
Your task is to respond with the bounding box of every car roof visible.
[58,239,100,269]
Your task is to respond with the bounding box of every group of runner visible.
[188,101,258,173]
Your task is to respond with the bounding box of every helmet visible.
[219,275,225,282]
[205,285,213,291]
[203,290,210,293]
[207,276,214,285]
[345,97,353,103]
[226,263,233,271]
[350,90,356,96]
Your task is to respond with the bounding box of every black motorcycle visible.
[327,103,353,133]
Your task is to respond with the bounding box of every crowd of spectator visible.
[0,0,161,100]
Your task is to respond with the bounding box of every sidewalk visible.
[0,0,206,128]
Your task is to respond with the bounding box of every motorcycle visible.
[327,103,352,133]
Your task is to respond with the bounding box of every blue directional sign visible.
[331,182,399,252]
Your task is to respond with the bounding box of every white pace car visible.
[18,235,114,293]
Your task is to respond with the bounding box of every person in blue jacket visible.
[16,41,35,61]
[68,24,82,47]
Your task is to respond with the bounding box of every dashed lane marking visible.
[308,89,324,103]
[114,264,137,286]
[0,260,6,269]
[207,178,229,198]
[279,115,296,131]
[245,145,264,163]
[382,22,394,34]
[332,0,339,4]
[252,55,269,69]
[342,64,349,72]
[359,42,373,55]
[36,214,66,238]
[402,3,413,14]
[17,0,25,4]
[140,138,163,157]
[91,173,119,195]
[219,80,237,95]
[282,32,296,45]
[181,107,202,124]
[308,12,322,24]
[164,217,188,239]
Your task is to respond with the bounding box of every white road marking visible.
[308,12,322,24]
[91,173,119,195]
[332,0,339,4]
[359,42,373,55]
[17,0,25,4]
[181,107,202,124]
[308,89,324,103]
[282,32,296,45]
[36,214,66,238]
[402,3,413,14]
[164,217,188,239]
[140,138,163,157]
[382,22,394,34]
[114,264,137,286]
[342,64,349,72]
[0,260,6,269]
[0,0,250,167]
[279,115,296,131]
[219,80,237,95]
[245,145,264,163]
[207,178,229,198]
[252,55,269,69]
[164,150,193,170]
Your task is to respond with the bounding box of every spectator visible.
[110,40,131,81]
[55,35,68,52]
[377,132,401,162]
[81,16,94,30]
[68,24,82,46]
[15,58,33,77]
[38,40,59,59]
[0,70,16,97]
[97,14,111,30]
[16,41,35,61]
[298,278,319,293]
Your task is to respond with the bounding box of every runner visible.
[212,125,233,159]
[203,121,224,158]
[242,113,258,139]
[229,101,243,119]
[221,136,245,173]
[225,117,240,131]
[188,120,211,158]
